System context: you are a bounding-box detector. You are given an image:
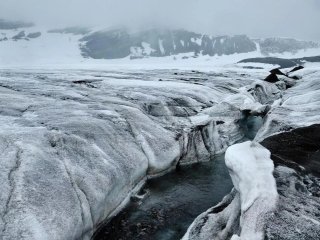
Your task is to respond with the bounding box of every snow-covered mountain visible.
[80,28,319,59]
[80,29,257,59]
[0,19,320,66]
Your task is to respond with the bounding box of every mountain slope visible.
[80,29,257,59]
[0,21,320,65]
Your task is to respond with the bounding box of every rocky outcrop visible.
[264,73,279,83]
[270,68,285,76]
[261,124,320,176]
[264,66,301,87]
[289,65,304,73]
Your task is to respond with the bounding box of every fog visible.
[1,0,320,41]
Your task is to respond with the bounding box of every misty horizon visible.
[1,0,320,41]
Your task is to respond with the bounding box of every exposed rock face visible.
[270,68,285,76]
[264,73,279,83]
[0,68,276,239]
[80,29,257,59]
[261,125,320,176]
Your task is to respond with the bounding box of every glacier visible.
[0,67,281,239]
[0,55,319,239]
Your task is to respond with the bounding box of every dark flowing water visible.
[93,154,233,240]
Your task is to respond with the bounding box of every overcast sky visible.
[1,0,320,41]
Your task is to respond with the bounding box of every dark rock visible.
[261,124,320,177]
[242,66,264,70]
[72,79,99,88]
[80,29,131,59]
[270,68,285,75]
[264,73,279,83]
[27,32,41,39]
[12,31,26,40]
[290,75,300,80]
[216,121,225,125]
[289,65,304,73]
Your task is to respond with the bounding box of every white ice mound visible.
[225,141,278,240]
[182,141,278,240]
[225,141,278,212]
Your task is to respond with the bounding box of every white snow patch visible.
[159,39,165,54]
[191,37,202,46]
[141,42,155,55]
[130,46,143,57]
[0,27,83,66]
[212,40,216,49]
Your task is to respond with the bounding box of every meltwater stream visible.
[93,154,233,240]
[93,116,263,240]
